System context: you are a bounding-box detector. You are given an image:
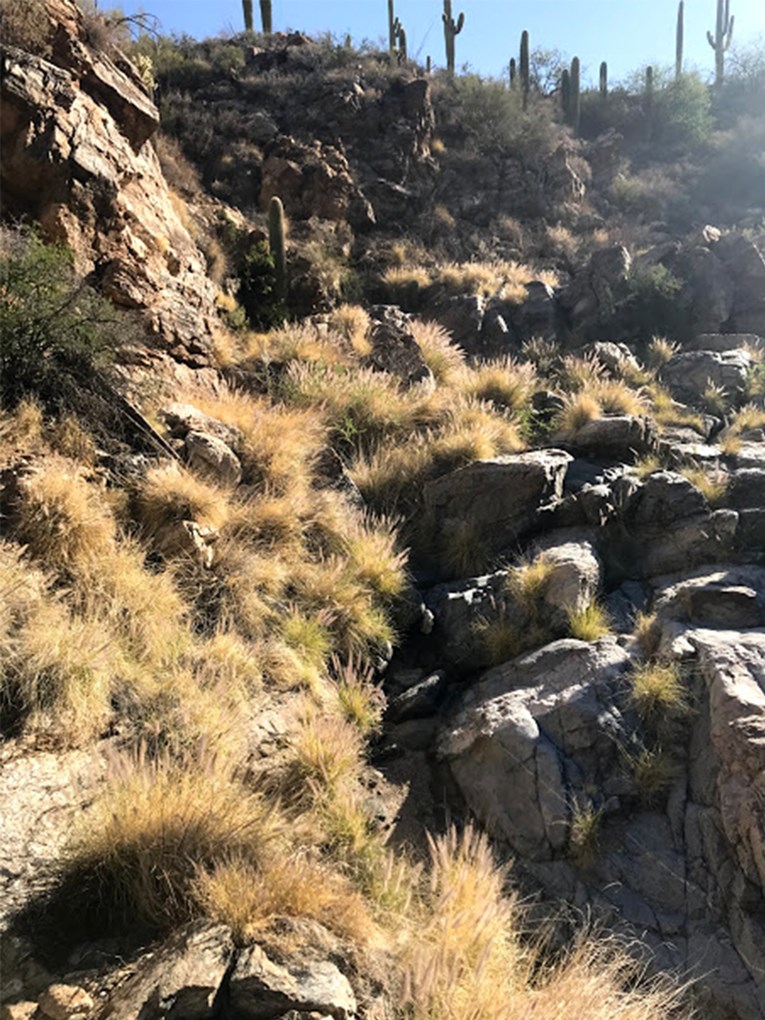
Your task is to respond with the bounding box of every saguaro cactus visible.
[268,196,287,305]
[388,0,396,53]
[707,0,734,86]
[560,67,571,119]
[394,20,407,62]
[520,29,530,110]
[509,56,517,88]
[676,1,685,79]
[442,0,465,76]
[259,0,272,34]
[242,0,253,32]
[570,56,581,134]
[599,60,608,98]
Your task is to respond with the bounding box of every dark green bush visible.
[238,241,286,330]
[623,263,687,341]
[0,231,120,406]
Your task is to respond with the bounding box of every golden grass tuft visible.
[286,699,365,798]
[568,801,603,864]
[327,303,372,356]
[554,392,602,440]
[333,656,386,735]
[137,464,229,533]
[64,751,286,930]
[409,319,465,384]
[679,466,729,508]
[629,661,689,722]
[456,357,537,413]
[50,415,98,465]
[506,554,556,612]
[342,514,409,601]
[646,336,679,370]
[592,379,648,416]
[632,747,680,805]
[567,601,611,641]
[196,853,374,946]
[13,459,117,574]
[632,611,660,658]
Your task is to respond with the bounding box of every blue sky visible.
[121,0,765,84]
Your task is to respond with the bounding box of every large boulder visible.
[651,566,765,630]
[423,450,572,569]
[559,246,632,337]
[562,414,658,461]
[439,637,632,859]
[717,235,765,335]
[660,349,752,406]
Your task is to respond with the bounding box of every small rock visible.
[230,944,356,1020]
[184,431,242,487]
[38,984,94,1020]
[0,1004,38,1020]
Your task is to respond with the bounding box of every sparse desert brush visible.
[506,553,556,611]
[700,382,731,417]
[475,616,526,666]
[61,751,285,931]
[437,517,493,579]
[567,602,610,641]
[292,557,395,656]
[333,656,386,735]
[724,403,765,438]
[632,611,660,658]
[409,319,465,384]
[350,440,434,515]
[568,801,603,864]
[629,661,689,722]
[243,322,348,368]
[0,540,48,636]
[546,223,579,262]
[554,392,602,440]
[0,397,44,453]
[327,304,372,356]
[679,465,729,508]
[592,379,648,416]
[632,747,680,805]
[557,352,607,393]
[50,414,98,464]
[196,853,374,947]
[134,464,229,554]
[189,389,325,492]
[193,630,262,693]
[285,699,364,799]
[226,489,309,554]
[646,336,679,369]
[283,362,415,451]
[633,454,663,478]
[13,458,117,574]
[343,515,408,601]
[2,598,120,745]
[456,356,537,413]
[403,825,521,1019]
[434,259,543,303]
[647,383,706,433]
[521,336,559,376]
[438,397,525,463]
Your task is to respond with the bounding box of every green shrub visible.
[649,73,712,150]
[238,242,286,331]
[623,263,687,342]
[0,0,51,55]
[0,230,121,407]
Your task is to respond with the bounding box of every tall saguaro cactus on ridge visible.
[707,0,734,86]
[570,56,581,134]
[259,0,272,34]
[599,61,608,98]
[676,1,685,79]
[242,0,253,32]
[442,0,465,76]
[388,0,396,53]
[519,29,530,110]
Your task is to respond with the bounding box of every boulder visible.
[532,535,603,620]
[365,319,432,387]
[439,638,631,859]
[428,294,485,352]
[690,334,763,353]
[717,235,765,335]
[559,246,632,337]
[159,403,242,449]
[423,450,572,566]
[729,470,765,510]
[668,245,734,334]
[586,341,642,376]
[564,415,658,461]
[184,431,242,488]
[103,922,234,1020]
[660,350,751,406]
[504,280,559,346]
[652,566,765,630]
[229,943,356,1020]
[625,471,708,528]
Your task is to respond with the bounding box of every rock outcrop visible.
[0,0,219,366]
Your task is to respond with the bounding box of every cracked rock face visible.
[0,0,219,366]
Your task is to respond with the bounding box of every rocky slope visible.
[2,3,765,1020]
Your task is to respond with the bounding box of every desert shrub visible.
[648,73,712,151]
[0,231,123,406]
[622,264,687,341]
[0,0,51,54]
[238,242,286,330]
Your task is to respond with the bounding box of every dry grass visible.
[568,801,603,864]
[333,656,386,735]
[632,747,680,805]
[632,611,660,658]
[630,661,689,722]
[327,304,372,356]
[456,357,537,413]
[49,415,98,464]
[558,353,607,392]
[409,320,466,384]
[342,515,409,601]
[506,554,556,612]
[136,464,229,540]
[554,392,602,440]
[196,853,374,946]
[593,379,648,416]
[13,459,117,574]
[568,602,611,641]
[647,336,679,370]
[285,699,364,799]
[679,466,729,508]
[63,750,285,930]
[647,384,706,434]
